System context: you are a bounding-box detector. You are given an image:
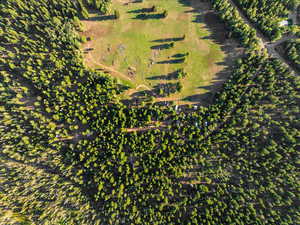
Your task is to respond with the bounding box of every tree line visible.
[0,0,299,224]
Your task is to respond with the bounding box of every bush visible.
[114,10,120,19]
[151,5,157,12]
[177,68,187,79]
[162,10,168,18]
[80,36,87,43]
[176,82,183,92]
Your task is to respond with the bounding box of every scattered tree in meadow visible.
[114,10,120,19]
[0,0,298,224]
[162,10,168,18]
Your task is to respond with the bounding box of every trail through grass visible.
[81,0,227,104]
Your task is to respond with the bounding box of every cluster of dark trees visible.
[283,39,300,69]
[135,6,168,20]
[233,0,298,40]
[211,0,260,49]
[0,0,299,224]
[154,82,182,97]
[76,0,111,19]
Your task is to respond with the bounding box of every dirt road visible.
[228,0,299,75]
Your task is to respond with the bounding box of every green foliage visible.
[283,39,300,69]
[0,0,299,224]
[151,5,157,12]
[162,10,168,18]
[233,0,293,40]
[211,0,260,48]
[114,9,120,19]
[85,0,111,14]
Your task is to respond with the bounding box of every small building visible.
[279,19,293,27]
[279,20,289,27]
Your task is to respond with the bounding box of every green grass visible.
[82,0,226,103]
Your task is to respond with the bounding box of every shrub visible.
[162,10,168,18]
[177,68,187,79]
[176,82,183,92]
[114,10,120,19]
[151,5,157,12]
[80,36,87,43]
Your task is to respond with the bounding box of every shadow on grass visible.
[134,13,165,20]
[147,69,183,80]
[172,53,188,58]
[178,0,191,7]
[182,92,214,105]
[192,14,202,23]
[116,84,130,93]
[128,7,155,14]
[87,15,115,21]
[151,43,174,50]
[151,36,185,43]
[131,82,181,98]
[156,58,186,64]
[174,0,244,106]
[184,9,197,13]
[122,0,244,107]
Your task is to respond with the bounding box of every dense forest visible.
[1,0,299,224]
[211,0,260,49]
[233,0,299,40]
[282,39,300,69]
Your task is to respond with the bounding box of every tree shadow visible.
[128,7,155,14]
[192,14,202,23]
[151,43,174,50]
[147,75,168,80]
[151,36,185,43]
[156,58,186,64]
[116,84,130,93]
[83,48,94,54]
[83,7,116,21]
[182,93,215,106]
[154,100,174,107]
[123,0,245,107]
[147,69,184,80]
[174,0,245,105]
[200,12,229,45]
[172,53,188,58]
[129,82,181,100]
[87,15,116,21]
[134,13,165,20]
[184,9,197,13]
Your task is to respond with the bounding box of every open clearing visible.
[81,0,240,105]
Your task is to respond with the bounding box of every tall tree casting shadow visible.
[156,58,186,64]
[134,13,165,20]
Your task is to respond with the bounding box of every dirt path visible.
[84,42,156,96]
[228,0,299,75]
[125,125,162,132]
[85,42,134,81]
[124,84,152,96]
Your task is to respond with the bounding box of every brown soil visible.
[80,21,111,39]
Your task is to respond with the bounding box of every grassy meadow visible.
[81,0,227,104]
